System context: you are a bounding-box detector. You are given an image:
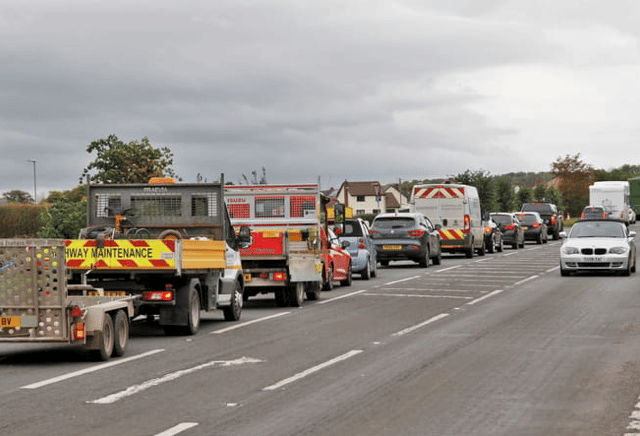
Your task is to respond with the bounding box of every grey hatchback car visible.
[370,212,441,267]
[335,218,377,280]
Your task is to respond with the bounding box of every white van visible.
[410,182,485,257]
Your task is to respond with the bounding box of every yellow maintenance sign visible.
[65,239,176,270]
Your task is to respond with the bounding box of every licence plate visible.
[522,226,528,230]
[88,290,127,297]
[583,257,604,263]
[383,245,402,250]
[243,273,252,282]
[0,316,20,328]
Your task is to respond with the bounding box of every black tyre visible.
[94,313,115,361]
[432,249,441,265]
[112,310,129,357]
[370,261,378,277]
[488,236,495,254]
[305,281,321,300]
[419,247,430,268]
[275,288,289,307]
[323,266,334,291]
[560,268,570,276]
[340,262,353,286]
[497,239,504,252]
[380,260,389,267]
[361,261,371,280]
[288,282,305,307]
[223,281,243,321]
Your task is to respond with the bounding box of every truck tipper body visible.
[225,184,332,307]
[66,176,250,335]
[0,239,135,360]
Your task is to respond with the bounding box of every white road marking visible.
[514,275,540,286]
[263,350,363,391]
[466,290,504,306]
[363,293,472,300]
[317,290,367,304]
[212,312,290,334]
[384,276,421,285]
[392,313,449,337]
[433,265,462,273]
[21,349,165,390]
[545,266,560,273]
[154,423,199,436]
[88,356,263,404]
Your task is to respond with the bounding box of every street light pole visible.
[27,160,36,204]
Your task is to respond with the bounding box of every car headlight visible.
[561,246,579,255]
[609,246,629,254]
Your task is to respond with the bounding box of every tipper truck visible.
[0,239,136,360]
[225,184,345,307]
[65,176,251,335]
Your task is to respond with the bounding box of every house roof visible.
[340,181,381,196]
[385,192,400,208]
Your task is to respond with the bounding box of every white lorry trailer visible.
[0,239,135,360]
[589,181,631,223]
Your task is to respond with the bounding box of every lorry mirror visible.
[442,219,448,227]
[238,226,252,247]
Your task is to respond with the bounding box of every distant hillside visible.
[496,171,554,188]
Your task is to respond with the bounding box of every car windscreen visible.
[372,217,415,229]
[522,204,553,213]
[517,214,538,225]
[491,215,512,225]
[340,221,363,236]
[569,221,625,238]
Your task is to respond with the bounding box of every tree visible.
[80,135,179,184]
[37,185,87,239]
[533,184,547,202]
[241,167,267,185]
[3,189,33,204]
[453,169,497,215]
[517,186,533,206]
[551,153,595,216]
[495,177,515,211]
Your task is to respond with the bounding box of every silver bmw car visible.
[559,219,636,276]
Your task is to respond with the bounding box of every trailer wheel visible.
[288,282,305,307]
[275,288,289,307]
[223,281,243,321]
[94,313,115,361]
[305,281,321,300]
[112,310,129,357]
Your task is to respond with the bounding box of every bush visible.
[0,204,44,237]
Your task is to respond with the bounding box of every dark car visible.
[370,212,441,267]
[581,206,607,219]
[334,218,377,280]
[482,219,503,253]
[520,202,563,240]
[516,212,548,244]
[490,213,525,249]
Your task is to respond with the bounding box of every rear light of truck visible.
[408,230,424,237]
[273,272,287,281]
[142,290,174,301]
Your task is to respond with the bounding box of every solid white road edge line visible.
[392,313,449,337]
[21,349,165,390]
[263,349,363,391]
[154,423,199,436]
[212,312,291,334]
[88,356,263,405]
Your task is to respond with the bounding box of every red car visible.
[321,227,352,290]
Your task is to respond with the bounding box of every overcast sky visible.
[3,0,640,198]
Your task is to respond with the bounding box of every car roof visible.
[374,212,421,219]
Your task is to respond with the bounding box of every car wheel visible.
[419,247,430,268]
[305,281,322,300]
[488,236,495,254]
[361,260,371,280]
[560,267,570,276]
[497,238,504,252]
[340,262,353,286]
[537,233,543,245]
[432,249,441,265]
[323,266,334,290]
[370,259,378,277]
[380,260,389,267]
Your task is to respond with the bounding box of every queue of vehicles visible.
[2,177,635,361]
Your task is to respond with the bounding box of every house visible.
[335,181,408,216]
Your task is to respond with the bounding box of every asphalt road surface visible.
[3,231,640,436]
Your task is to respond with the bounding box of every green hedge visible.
[0,204,45,237]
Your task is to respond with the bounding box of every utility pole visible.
[27,160,36,204]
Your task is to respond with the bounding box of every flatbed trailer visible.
[0,239,135,360]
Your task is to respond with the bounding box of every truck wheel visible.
[305,281,321,300]
[288,282,305,307]
[164,281,201,335]
[465,246,474,258]
[223,281,243,321]
[275,288,289,307]
[112,310,129,357]
[185,286,201,335]
[340,262,353,286]
[94,313,115,361]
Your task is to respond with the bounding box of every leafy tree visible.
[241,167,267,185]
[595,164,640,181]
[80,135,179,184]
[516,186,533,206]
[495,177,515,211]
[533,184,547,202]
[551,153,595,216]
[3,189,33,204]
[453,169,497,215]
[37,199,87,239]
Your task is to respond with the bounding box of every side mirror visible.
[435,224,442,230]
[442,219,448,227]
[629,230,636,238]
[237,226,252,248]
[559,231,567,239]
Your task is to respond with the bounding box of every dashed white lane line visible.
[263,349,363,391]
[434,265,462,273]
[466,289,504,306]
[212,312,291,334]
[384,276,421,285]
[318,290,368,304]
[364,293,472,300]
[154,423,199,436]
[88,356,263,404]
[513,275,540,286]
[21,349,165,390]
[392,313,450,337]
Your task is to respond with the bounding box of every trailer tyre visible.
[305,281,321,300]
[223,281,243,321]
[94,313,115,361]
[288,282,305,307]
[112,310,129,357]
